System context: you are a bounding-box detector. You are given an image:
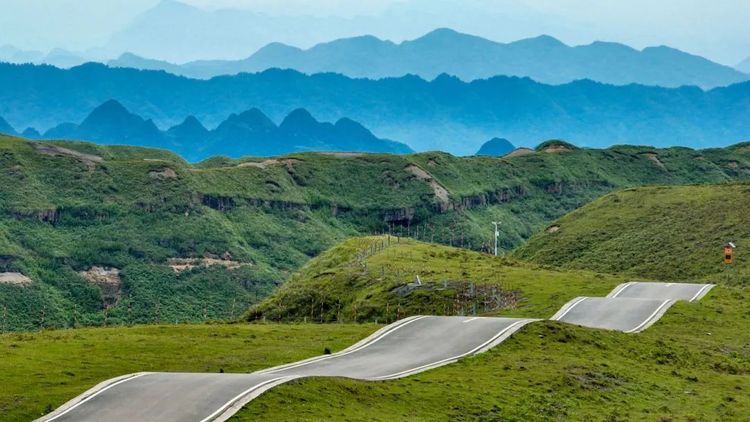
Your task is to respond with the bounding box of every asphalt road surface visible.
[41,316,537,422]
[40,282,713,422]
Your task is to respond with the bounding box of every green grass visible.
[0,322,377,421]
[4,133,750,331]
[250,236,628,323]
[515,183,750,284]
[235,285,750,421]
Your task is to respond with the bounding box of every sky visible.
[0,0,748,65]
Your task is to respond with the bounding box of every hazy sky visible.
[1,0,748,65]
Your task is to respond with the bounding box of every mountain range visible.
[106,28,748,89]
[2,100,412,161]
[1,63,749,155]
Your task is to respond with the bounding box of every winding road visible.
[39,282,713,422]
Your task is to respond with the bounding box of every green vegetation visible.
[515,183,750,283]
[250,236,627,322]
[0,323,377,421]
[236,286,750,421]
[3,133,750,330]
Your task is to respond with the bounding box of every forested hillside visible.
[2,135,750,330]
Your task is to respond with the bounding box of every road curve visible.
[40,316,536,422]
[39,282,713,422]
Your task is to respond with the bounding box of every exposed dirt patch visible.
[79,267,121,308]
[694,155,705,161]
[30,142,103,170]
[541,144,571,153]
[728,160,739,168]
[0,272,32,286]
[643,152,666,170]
[427,159,438,166]
[405,164,450,209]
[504,148,535,158]
[546,225,560,233]
[149,167,178,179]
[319,152,364,157]
[238,158,300,170]
[167,256,251,273]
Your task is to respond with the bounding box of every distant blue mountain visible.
[37,100,412,161]
[475,138,515,156]
[108,28,749,89]
[737,57,750,74]
[0,115,16,136]
[2,63,750,155]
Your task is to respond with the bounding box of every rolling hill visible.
[2,63,750,155]
[2,135,750,331]
[515,182,750,284]
[109,28,749,89]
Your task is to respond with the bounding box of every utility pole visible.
[492,221,501,256]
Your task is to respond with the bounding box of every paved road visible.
[40,282,713,422]
[607,281,714,302]
[41,316,536,422]
[553,282,714,332]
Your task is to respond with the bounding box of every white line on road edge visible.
[462,317,480,323]
[689,284,714,302]
[608,282,634,298]
[199,376,292,422]
[624,300,674,333]
[370,319,535,380]
[550,297,587,321]
[254,316,422,375]
[41,373,150,421]
[262,316,429,374]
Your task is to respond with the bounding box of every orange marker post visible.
[724,244,734,265]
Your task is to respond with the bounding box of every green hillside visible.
[2,134,750,330]
[514,183,750,283]
[249,236,627,322]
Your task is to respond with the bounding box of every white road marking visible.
[43,373,149,421]
[462,317,480,323]
[198,376,290,422]
[665,283,673,287]
[624,299,673,333]
[550,297,587,320]
[264,316,428,374]
[689,284,713,302]
[370,319,532,380]
[609,282,634,298]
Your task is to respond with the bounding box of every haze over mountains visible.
[1,62,749,155]
[108,28,749,89]
[1,100,412,161]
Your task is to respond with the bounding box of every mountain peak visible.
[475,138,515,157]
[91,99,130,116]
[280,108,319,129]
[229,108,275,129]
[515,34,566,48]
[170,115,207,133]
[0,115,17,135]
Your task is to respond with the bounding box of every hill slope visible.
[2,135,750,330]
[515,182,750,283]
[249,236,627,323]
[2,63,750,154]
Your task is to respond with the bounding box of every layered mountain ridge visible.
[2,100,412,161]
[107,28,749,89]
